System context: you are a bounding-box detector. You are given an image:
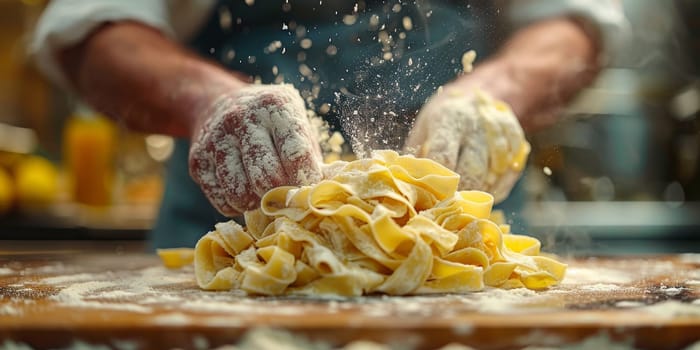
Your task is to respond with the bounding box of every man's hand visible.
[189,85,323,216]
[406,17,600,202]
[405,89,529,203]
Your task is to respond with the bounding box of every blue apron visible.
[151,0,498,249]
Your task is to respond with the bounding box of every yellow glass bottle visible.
[63,105,116,207]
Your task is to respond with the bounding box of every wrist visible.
[448,57,524,113]
[58,22,252,139]
[178,62,250,138]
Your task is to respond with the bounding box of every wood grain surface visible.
[1,247,699,350]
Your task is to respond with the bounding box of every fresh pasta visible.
[194,150,566,296]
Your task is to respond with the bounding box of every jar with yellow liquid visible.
[63,105,116,206]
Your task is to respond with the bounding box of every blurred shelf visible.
[0,202,157,240]
[522,201,700,256]
[523,201,700,238]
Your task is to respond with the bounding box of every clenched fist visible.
[189,84,323,216]
[405,89,530,203]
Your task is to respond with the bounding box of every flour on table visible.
[455,288,539,313]
[0,268,14,276]
[36,266,194,313]
[52,280,152,314]
[578,283,623,292]
[562,267,633,285]
[42,273,107,285]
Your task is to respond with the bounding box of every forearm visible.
[455,17,601,132]
[58,22,247,138]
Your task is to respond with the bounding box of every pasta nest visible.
[195,150,566,296]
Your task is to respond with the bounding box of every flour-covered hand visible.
[405,89,530,203]
[189,84,323,216]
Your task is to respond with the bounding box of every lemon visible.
[15,156,58,210]
[0,168,14,215]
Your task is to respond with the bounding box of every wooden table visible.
[1,247,699,349]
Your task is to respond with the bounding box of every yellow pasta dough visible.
[194,150,566,296]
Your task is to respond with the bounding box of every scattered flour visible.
[51,280,152,314]
[562,267,633,285]
[23,263,69,275]
[0,268,14,276]
[458,288,539,313]
[578,284,622,292]
[53,281,118,298]
[37,266,194,314]
[95,290,140,299]
[41,273,105,285]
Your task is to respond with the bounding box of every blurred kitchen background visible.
[0,0,698,255]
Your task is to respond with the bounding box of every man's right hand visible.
[189,84,323,216]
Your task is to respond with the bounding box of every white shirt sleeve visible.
[30,0,215,89]
[502,0,629,58]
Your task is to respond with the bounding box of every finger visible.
[213,132,261,212]
[229,87,291,197]
[225,110,288,199]
[259,85,323,185]
[416,101,470,170]
[270,110,323,185]
[189,135,240,217]
[477,103,510,176]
